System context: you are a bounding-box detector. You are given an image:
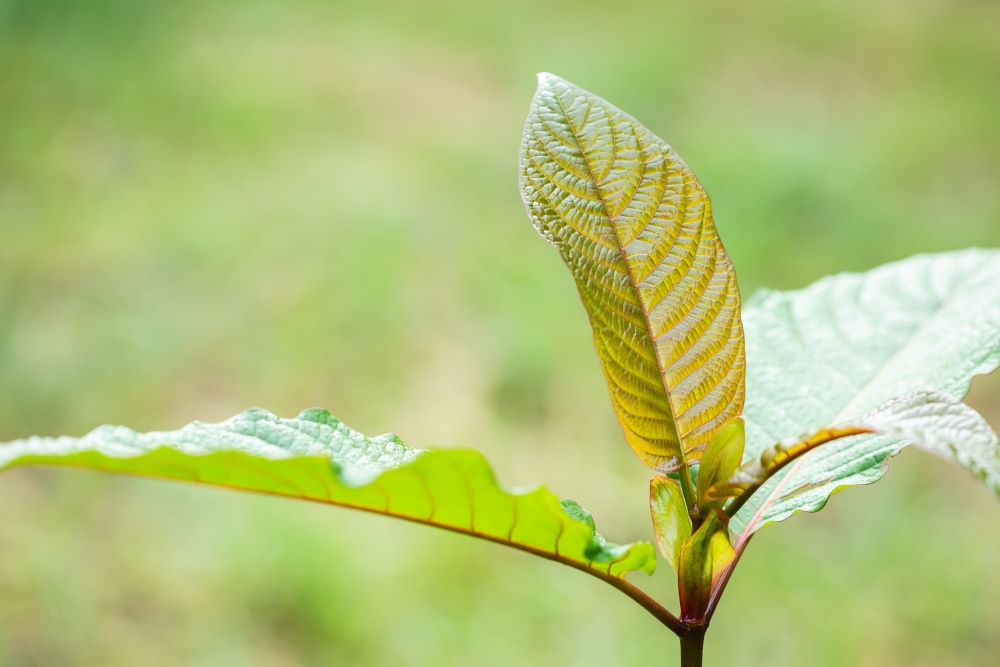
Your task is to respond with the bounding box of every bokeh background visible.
[2,1,998,665]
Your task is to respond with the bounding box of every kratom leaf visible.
[649,476,691,572]
[520,73,745,471]
[863,390,1000,493]
[676,512,735,621]
[732,249,1000,539]
[695,417,744,511]
[0,408,655,578]
[713,391,1000,515]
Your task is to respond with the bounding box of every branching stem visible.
[596,573,688,636]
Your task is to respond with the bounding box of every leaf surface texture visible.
[520,73,745,470]
[0,408,655,577]
[734,249,1000,537]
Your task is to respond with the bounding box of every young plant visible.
[3,74,998,666]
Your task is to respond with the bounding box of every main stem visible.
[679,627,706,666]
[678,461,697,513]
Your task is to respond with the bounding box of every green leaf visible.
[0,408,655,578]
[711,391,1000,510]
[695,417,744,511]
[863,390,1000,493]
[733,249,1000,538]
[707,425,871,506]
[677,512,735,621]
[649,476,692,572]
[520,73,745,471]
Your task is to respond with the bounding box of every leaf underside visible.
[520,73,745,471]
[734,249,1000,537]
[712,391,1000,508]
[0,409,655,578]
[863,390,1000,494]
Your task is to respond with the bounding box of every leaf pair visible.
[0,74,998,610]
[650,474,736,621]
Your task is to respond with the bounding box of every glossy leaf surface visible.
[0,408,655,578]
[734,249,1000,537]
[520,73,745,471]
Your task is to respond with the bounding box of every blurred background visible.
[1,0,998,665]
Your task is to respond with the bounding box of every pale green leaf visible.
[712,391,999,514]
[733,249,1000,538]
[0,408,655,578]
[649,476,691,572]
[520,73,745,471]
[863,390,1000,493]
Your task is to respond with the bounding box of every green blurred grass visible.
[1,0,998,665]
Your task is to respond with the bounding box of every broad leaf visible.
[864,390,1000,493]
[733,249,1000,538]
[0,408,655,578]
[649,476,691,572]
[712,391,999,508]
[520,73,745,471]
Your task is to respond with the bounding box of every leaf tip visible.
[535,71,569,92]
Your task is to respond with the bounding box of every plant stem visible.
[678,463,697,513]
[679,627,706,667]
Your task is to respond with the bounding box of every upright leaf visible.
[733,249,1000,537]
[649,476,691,572]
[0,408,656,578]
[520,73,745,471]
[695,417,744,511]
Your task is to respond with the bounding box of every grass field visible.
[2,1,998,665]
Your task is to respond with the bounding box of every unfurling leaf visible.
[650,476,692,572]
[677,512,735,621]
[733,249,1000,537]
[0,409,655,578]
[695,417,744,511]
[520,73,745,471]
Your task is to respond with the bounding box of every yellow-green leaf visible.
[695,417,745,511]
[649,476,692,572]
[0,408,656,578]
[519,73,745,471]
